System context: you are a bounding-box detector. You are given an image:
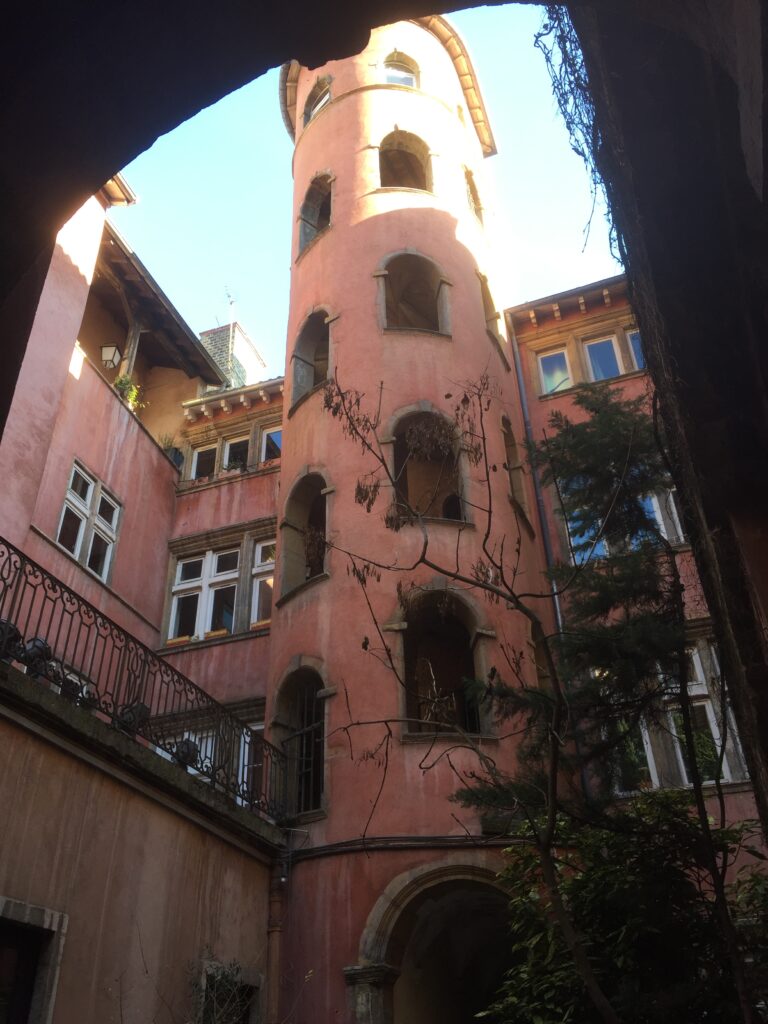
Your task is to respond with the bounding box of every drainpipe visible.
[265,864,285,1024]
[507,314,593,801]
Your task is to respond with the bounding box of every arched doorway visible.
[351,863,509,1024]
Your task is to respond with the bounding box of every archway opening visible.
[389,879,509,1024]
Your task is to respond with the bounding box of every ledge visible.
[0,662,285,857]
[383,327,452,339]
[287,381,326,419]
[275,571,330,609]
[400,730,498,745]
[294,224,331,265]
[157,627,269,657]
[177,462,280,496]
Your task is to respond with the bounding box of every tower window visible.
[465,169,483,222]
[277,669,325,815]
[303,79,331,126]
[291,311,330,405]
[403,592,480,733]
[298,175,332,254]
[281,473,328,595]
[383,254,446,333]
[379,131,431,191]
[393,412,462,521]
[501,416,528,517]
[383,52,419,88]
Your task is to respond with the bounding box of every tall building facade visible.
[271,18,551,1021]
[0,17,757,1024]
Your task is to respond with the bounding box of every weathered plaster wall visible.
[0,715,272,1024]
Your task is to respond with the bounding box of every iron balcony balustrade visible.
[0,536,287,820]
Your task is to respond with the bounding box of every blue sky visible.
[109,4,621,379]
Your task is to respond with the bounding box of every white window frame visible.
[583,335,623,382]
[627,328,645,371]
[223,435,250,471]
[56,463,120,582]
[668,697,731,785]
[649,488,685,544]
[251,539,276,626]
[612,717,661,795]
[191,444,218,480]
[170,549,240,641]
[260,427,282,463]
[537,348,572,395]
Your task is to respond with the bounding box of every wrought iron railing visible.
[0,537,287,821]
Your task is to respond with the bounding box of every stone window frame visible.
[183,415,283,483]
[0,896,68,1024]
[374,250,452,337]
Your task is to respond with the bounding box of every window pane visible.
[70,468,92,503]
[612,719,653,792]
[97,495,117,528]
[254,577,273,622]
[174,593,198,638]
[225,438,249,468]
[674,704,720,782]
[210,585,236,633]
[628,329,645,369]
[263,430,282,461]
[539,351,570,394]
[256,541,277,566]
[215,550,239,574]
[385,63,415,87]
[566,511,606,562]
[193,448,216,479]
[57,506,83,554]
[586,339,620,381]
[178,558,203,582]
[87,532,111,578]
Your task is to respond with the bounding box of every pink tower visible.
[271,18,551,1022]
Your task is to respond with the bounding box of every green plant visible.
[188,950,254,1024]
[113,374,147,409]
[158,432,176,450]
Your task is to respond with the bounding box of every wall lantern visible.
[101,345,121,369]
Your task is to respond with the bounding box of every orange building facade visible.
[0,17,757,1024]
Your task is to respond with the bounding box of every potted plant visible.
[113,374,147,410]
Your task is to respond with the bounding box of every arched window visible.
[465,169,482,222]
[383,52,419,88]
[277,669,324,815]
[383,254,446,333]
[379,131,431,191]
[303,79,331,127]
[393,412,462,521]
[291,311,329,404]
[502,416,528,517]
[404,592,480,732]
[282,473,327,595]
[298,175,332,253]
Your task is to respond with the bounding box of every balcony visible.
[0,537,287,821]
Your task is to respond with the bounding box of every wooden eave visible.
[505,273,629,335]
[101,221,226,385]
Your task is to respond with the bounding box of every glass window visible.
[671,702,724,784]
[538,350,571,395]
[58,463,120,581]
[97,495,117,528]
[70,467,93,504]
[173,593,199,638]
[628,329,645,370]
[304,83,330,125]
[224,437,249,470]
[57,506,84,554]
[585,338,621,381]
[215,550,239,574]
[210,586,236,633]
[611,718,657,793]
[566,512,607,563]
[385,61,416,87]
[262,429,282,462]
[178,558,203,583]
[192,446,217,479]
[252,539,276,625]
[87,531,111,577]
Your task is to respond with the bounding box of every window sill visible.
[383,327,451,339]
[275,571,330,609]
[538,368,646,401]
[373,186,434,196]
[157,627,269,656]
[396,515,474,529]
[287,807,327,825]
[508,495,535,539]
